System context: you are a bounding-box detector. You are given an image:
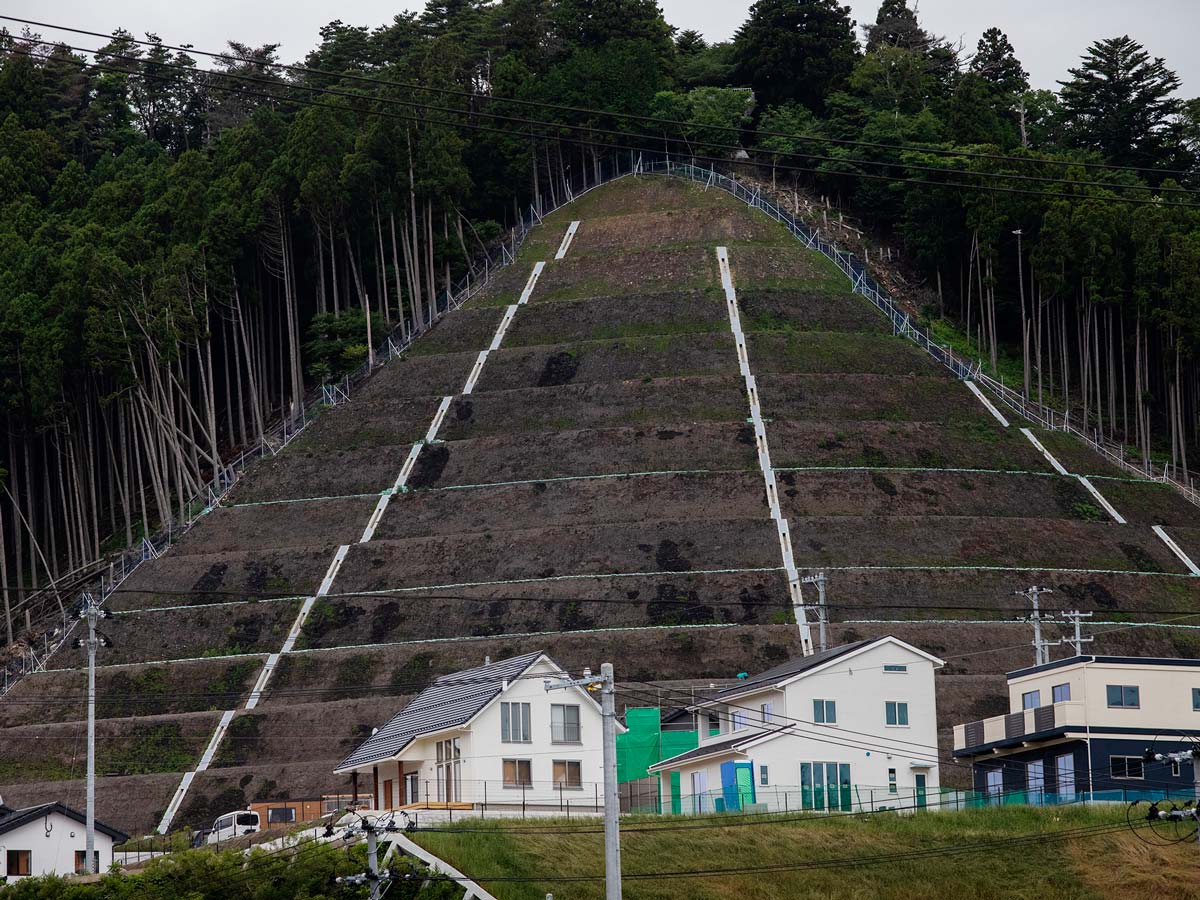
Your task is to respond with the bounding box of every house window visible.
[887,768,897,794]
[885,701,909,727]
[1170,760,1182,777]
[1106,685,1140,708]
[761,702,774,723]
[503,759,533,788]
[1026,760,1045,801]
[813,699,836,724]
[501,702,531,742]
[985,769,1003,797]
[7,850,31,877]
[883,664,907,673]
[553,760,582,789]
[1022,690,1041,710]
[1111,756,1144,780]
[74,850,99,875]
[551,704,581,743]
[1052,683,1071,703]
[707,713,720,735]
[732,711,749,731]
[267,807,296,824]
[1192,687,1200,711]
[760,765,769,786]
[1056,753,1076,797]
[436,738,462,803]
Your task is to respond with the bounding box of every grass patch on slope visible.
[414,806,1131,900]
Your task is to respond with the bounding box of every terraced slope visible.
[3,176,1199,834]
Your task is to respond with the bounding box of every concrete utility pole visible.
[334,811,404,898]
[1015,586,1056,666]
[546,663,621,900]
[801,572,828,652]
[1062,610,1094,656]
[73,594,110,875]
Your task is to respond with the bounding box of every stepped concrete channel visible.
[2,177,1199,835]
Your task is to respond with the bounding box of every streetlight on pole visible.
[546,663,621,900]
[72,594,111,875]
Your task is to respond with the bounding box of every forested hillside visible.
[2,0,1199,651]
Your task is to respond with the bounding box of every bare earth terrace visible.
[3,176,1199,835]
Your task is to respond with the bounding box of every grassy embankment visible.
[413,805,1199,900]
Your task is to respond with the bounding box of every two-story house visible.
[648,636,944,813]
[336,652,618,812]
[954,654,1200,801]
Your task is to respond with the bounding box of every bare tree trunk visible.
[396,211,415,340]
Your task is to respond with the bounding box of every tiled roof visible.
[336,651,545,771]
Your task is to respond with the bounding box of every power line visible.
[3,13,1192,178]
[5,45,1200,211]
[14,37,1200,201]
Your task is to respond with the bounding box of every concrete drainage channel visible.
[155,222,581,834]
[717,246,815,652]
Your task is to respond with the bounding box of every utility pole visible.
[72,594,111,875]
[1144,747,1200,815]
[546,663,621,900]
[801,572,828,652]
[1062,610,1094,657]
[1015,586,1056,666]
[333,811,407,898]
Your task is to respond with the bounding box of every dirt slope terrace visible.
[2,176,1199,834]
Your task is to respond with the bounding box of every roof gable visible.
[698,636,943,707]
[0,802,128,842]
[336,651,546,772]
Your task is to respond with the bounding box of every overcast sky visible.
[8,0,1199,95]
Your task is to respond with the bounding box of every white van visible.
[206,809,260,844]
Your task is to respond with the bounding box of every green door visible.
[736,764,755,808]
[915,773,928,810]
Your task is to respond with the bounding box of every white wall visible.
[467,657,606,805]
[672,640,941,806]
[0,812,116,879]
[367,657,607,808]
[1009,661,1200,729]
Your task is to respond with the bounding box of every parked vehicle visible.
[206,810,260,844]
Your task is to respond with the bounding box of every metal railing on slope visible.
[644,160,1200,507]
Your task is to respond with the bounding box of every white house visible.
[335,651,619,812]
[649,637,944,814]
[0,800,127,881]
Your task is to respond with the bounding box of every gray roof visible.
[649,725,796,771]
[336,651,546,772]
[0,801,128,843]
[703,639,876,704]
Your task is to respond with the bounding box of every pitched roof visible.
[694,636,943,708]
[648,725,795,771]
[0,801,128,843]
[701,640,875,704]
[336,651,546,772]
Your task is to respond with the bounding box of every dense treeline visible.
[1,0,1198,647]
